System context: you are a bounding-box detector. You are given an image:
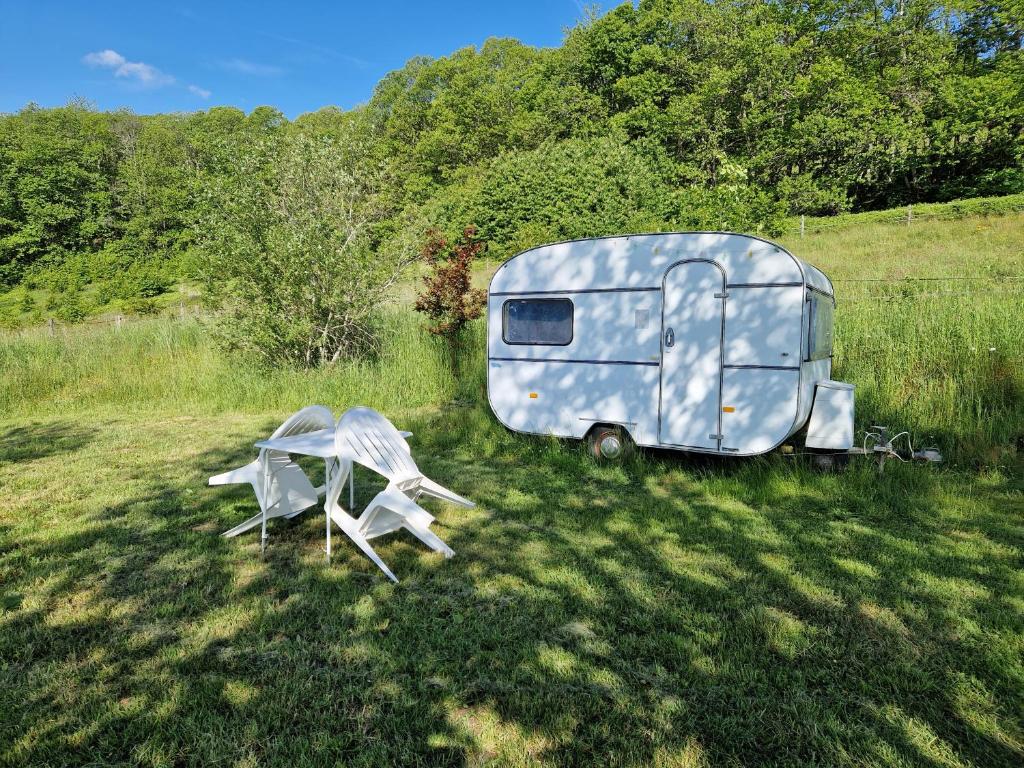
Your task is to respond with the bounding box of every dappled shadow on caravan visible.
[487,232,843,458]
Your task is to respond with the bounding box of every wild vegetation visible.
[1,0,1022,329]
[2,211,1021,462]
[196,128,418,365]
[1,212,1021,766]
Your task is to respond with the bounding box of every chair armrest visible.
[209,461,259,486]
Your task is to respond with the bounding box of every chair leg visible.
[329,508,399,583]
[208,461,260,487]
[404,522,455,559]
[416,477,475,508]
[222,512,264,538]
[322,460,399,583]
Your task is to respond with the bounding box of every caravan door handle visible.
[664,327,675,348]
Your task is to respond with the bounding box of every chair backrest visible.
[262,405,336,486]
[334,406,419,481]
[271,404,335,440]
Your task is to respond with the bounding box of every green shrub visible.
[53,290,87,323]
[420,136,786,260]
[120,296,159,315]
[196,130,417,368]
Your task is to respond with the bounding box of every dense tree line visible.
[0,0,1021,324]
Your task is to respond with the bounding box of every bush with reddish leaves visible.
[414,226,487,340]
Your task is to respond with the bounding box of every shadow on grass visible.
[1,407,1022,766]
[0,421,93,465]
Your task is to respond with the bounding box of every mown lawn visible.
[1,404,1021,767]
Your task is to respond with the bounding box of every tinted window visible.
[502,299,574,346]
[807,293,835,360]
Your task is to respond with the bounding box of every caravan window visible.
[502,298,573,346]
[807,292,835,360]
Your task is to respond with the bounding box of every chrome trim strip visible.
[490,286,660,297]
[807,284,836,302]
[727,282,803,288]
[489,357,659,367]
[723,364,800,371]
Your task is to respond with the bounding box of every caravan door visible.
[659,260,725,450]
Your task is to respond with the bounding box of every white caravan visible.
[486,232,855,459]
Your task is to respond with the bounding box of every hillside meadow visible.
[0,212,1022,766]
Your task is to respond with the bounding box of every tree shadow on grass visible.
[0,409,1022,766]
[0,421,93,465]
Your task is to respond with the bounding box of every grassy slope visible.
[1,213,1022,766]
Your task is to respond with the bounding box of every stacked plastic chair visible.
[326,407,474,582]
[211,405,335,551]
[210,405,473,582]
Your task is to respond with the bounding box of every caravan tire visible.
[588,425,633,462]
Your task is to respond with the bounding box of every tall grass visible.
[784,191,1024,235]
[2,213,1021,465]
[0,312,456,417]
[835,289,1022,463]
[778,210,1024,280]
[780,212,1024,464]
[2,296,1018,465]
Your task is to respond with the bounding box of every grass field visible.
[1,212,1022,766]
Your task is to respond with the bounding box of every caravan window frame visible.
[805,290,835,361]
[501,298,574,346]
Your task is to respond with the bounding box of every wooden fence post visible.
[115,314,123,330]
[907,204,913,226]
[800,215,805,237]
[48,318,55,336]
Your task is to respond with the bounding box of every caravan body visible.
[486,232,851,456]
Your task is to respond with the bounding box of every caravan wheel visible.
[588,425,633,462]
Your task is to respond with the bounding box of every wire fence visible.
[26,301,201,337]
[832,274,1024,303]
[833,275,1024,282]
[787,199,1024,236]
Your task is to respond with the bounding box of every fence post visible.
[907,204,913,226]
[179,300,185,320]
[800,215,805,238]
[115,314,123,330]
[48,318,55,336]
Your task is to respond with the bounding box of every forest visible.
[0,0,1021,326]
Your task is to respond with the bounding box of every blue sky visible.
[0,1,594,118]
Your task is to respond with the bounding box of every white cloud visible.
[83,49,174,87]
[83,49,125,69]
[188,84,211,99]
[220,58,283,76]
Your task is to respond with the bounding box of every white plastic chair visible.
[210,405,335,549]
[325,406,475,582]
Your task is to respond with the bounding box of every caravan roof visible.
[489,232,833,296]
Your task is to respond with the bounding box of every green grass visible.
[780,213,1024,464]
[784,192,1024,237]
[0,312,457,418]
[777,210,1024,280]
[1,211,1023,766]
[1,407,1021,766]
